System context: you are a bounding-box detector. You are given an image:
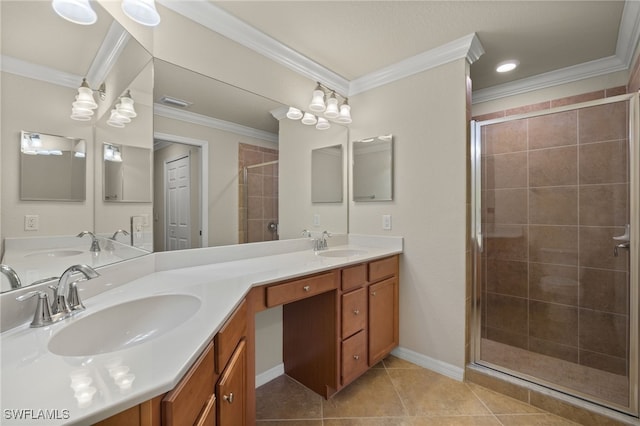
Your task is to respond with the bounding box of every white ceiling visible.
[211,1,627,91]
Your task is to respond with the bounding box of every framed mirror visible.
[103,143,152,202]
[20,131,86,201]
[352,135,393,202]
[312,145,343,203]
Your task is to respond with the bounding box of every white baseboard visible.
[254,348,464,389]
[255,363,285,388]
[391,346,464,381]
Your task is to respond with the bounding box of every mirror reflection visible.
[103,143,152,202]
[312,145,343,203]
[353,135,394,202]
[20,131,86,201]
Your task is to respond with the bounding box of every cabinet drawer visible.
[163,342,215,426]
[368,256,398,282]
[215,300,247,374]
[341,264,367,291]
[341,287,367,339]
[195,394,216,426]
[266,272,336,307]
[341,330,368,385]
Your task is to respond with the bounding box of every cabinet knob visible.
[353,355,360,360]
[223,392,234,404]
[371,291,377,296]
[353,309,360,315]
[303,285,311,292]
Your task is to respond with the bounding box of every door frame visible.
[154,132,209,248]
[470,92,639,415]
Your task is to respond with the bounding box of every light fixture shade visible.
[116,92,137,118]
[52,0,97,25]
[73,87,98,110]
[301,112,317,125]
[309,86,326,112]
[107,109,128,127]
[337,100,352,124]
[324,93,339,119]
[316,117,330,130]
[286,107,303,120]
[122,0,161,27]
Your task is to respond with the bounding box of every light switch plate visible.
[382,214,392,230]
[25,215,39,231]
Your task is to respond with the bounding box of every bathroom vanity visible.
[0,236,402,426]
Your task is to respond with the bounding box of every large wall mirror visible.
[353,135,394,202]
[1,2,350,293]
[311,145,343,203]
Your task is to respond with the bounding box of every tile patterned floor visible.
[256,356,580,425]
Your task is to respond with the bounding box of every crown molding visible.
[154,103,278,143]
[473,0,640,104]
[87,21,131,87]
[472,54,628,104]
[349,33,484,96]
[0,55,80,88]
[156,0,349,94]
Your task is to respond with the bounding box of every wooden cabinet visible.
[369,277,399,366]
[162,342,215,426]
[93,396,162,426]
[217,340,246,426]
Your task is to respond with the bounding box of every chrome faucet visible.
[1,264,22,289]
[77,231,101,252]
[313,231,332,251]
[52,264,100,315]
[105,229,130,251]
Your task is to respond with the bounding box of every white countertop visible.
[0,235,402,425]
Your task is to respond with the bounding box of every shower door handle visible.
[614,241,630,257]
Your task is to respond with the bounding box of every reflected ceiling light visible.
[70,79,104,121]
[316,117,330,130]
[122,0,161,27]
[286,107,303,120]
[287,83,353,131]
[74,140,86,158]
[496,59,519,73]
[116,90,137,118]
[52,0,97,25]
[160,96,191,108]
[104,144,123,162]
[301,112,317,126]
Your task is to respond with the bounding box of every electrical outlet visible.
[382,214,392,230]
[25,215,39,231]
[313,213,320,227]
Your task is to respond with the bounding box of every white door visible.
[165,155,191,251]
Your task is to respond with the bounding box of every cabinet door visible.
[217,339,246,426]
[368,277,399,366]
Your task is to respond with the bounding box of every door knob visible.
[614,241,630,257]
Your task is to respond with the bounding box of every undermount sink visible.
[25,250,83,259]
[318,249,367,258]
[48,294,201,357]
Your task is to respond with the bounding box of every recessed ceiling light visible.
[496,60,519,73]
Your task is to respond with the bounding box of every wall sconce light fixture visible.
[107,90,137,128]
[70,78,105,121]
[286,82,352,131]
[52,0,160,27]
[104,144,123,162]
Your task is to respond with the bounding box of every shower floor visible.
[480,339,629,407]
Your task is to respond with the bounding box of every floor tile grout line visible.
[465,381,508,426]
[382,358,413,418]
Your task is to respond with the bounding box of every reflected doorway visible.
[154,134,208,252]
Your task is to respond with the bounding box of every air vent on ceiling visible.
[159,96,192,108]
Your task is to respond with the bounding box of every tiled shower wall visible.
[238,143,279,243]
[481,100,630,375]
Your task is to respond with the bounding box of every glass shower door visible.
[472,94,638,413]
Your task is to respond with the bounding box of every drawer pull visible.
[371,291,376,296]
[303,285,311,292]
[353,355,360,360]
[223,392,234,404]
[353,309,360,315]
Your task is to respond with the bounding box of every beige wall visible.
[278,119,349,239]
[348,59,470,369]
[1,72,94,238]
[154,115,277,247]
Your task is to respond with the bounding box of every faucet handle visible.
[68,281,85,311]
[16,291,54,327]
[302,229,312,238]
